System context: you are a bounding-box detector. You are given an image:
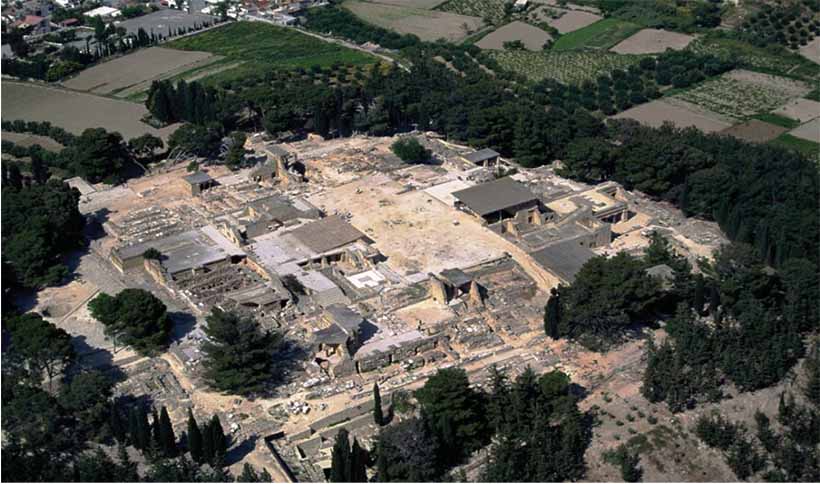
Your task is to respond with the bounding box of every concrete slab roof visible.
[325,304,364,333]
[287,215,367,254]
[452,177,537,216]
[439,268,472,287]
[530,239,596,283]
[463,148,500,164]
[183,171,213,185]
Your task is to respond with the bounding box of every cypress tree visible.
[201,418,214,465]
[693,277,705,315]
[159,406,177,457]
[128,406,140,447]
[373,383,383,426]
[209,415,227,465]
[110,404,126,443]
[350,438,368,482]
[187,408,203,463]
[545,287,561,340]
[137,407,152,451]
[151,407,162,450]
[330,429,351,482]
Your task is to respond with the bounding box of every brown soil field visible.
[476,21,552,51]
[1,82,178,140]
[611,99,733,133]
[344,0,483,42]
[773,98,820,122]
[789,117,820,142]
[62,47,217,95]
[369,0,446,8]
[547,10,602,34]
[1,131,64,151]
[720,119,788,143]
[799,35,820,64]
[610,28,695,55]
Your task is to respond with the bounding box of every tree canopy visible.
[201,309,282,396]
[88,289,171,355]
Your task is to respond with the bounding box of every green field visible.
[552,18,641,51]
[166,21,375,83]
[489,50,644,84]
[753,113,801,129]
[769,133,820,159]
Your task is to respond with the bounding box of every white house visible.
[83,6,122,20]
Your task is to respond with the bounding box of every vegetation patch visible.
[770,133,820,159]
[166,21,375,82]
[752,112,801,129]
[671,71,811,120]
[686,35,820,81]
[489,49,642,83]
[552,17,641,51]
[436,0,507,26]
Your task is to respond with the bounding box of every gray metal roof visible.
[265,143,291,157]
[452,177,537,216]
[530,240,596,283]
[288,215,367,254]
[183,171,213,185]
[463,148,500,164]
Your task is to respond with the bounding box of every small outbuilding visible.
[452,177,542,224]
[183,171,216,196]
[462,148,500,167]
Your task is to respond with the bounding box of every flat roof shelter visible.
[463,148,500,167]
[530,239,596,284]
[452,177,540,224]
[288,215,370,254]
[184,171,216,196]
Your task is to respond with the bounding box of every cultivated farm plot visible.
[789,118,820,143]
[166,21,375,83]
[720,120,788,143]
[436,0,507,25]
[489,50,643,83]
[1,82,178,140]
[772,98,820,122]
[672,70,812,120]
[476,21,551,51]
[610,28,695,55]
[62,47,218,96]
[611,99,733,133]
[546,10,602,34]
[344,0,483,42]
[369,0,446,8]
[551,17,640,51]
[799,36,820,64]
[686,37,820,81]
[1,131,64,152]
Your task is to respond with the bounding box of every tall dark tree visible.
[329,429,351,482]
[544,287,561,340]
[373,382,384,426]
[187,408,204,463]
[350,438,368,482]
[88,289,171,355]
[209,415,227,466]
[7,312,75,389]
[159,406,178,457]
[201,309,281,396]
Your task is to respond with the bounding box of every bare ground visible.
[611,99,733,133]
[610,28,695,55]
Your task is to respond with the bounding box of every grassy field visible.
[769,133,820,159]
[436,0,506,25]
[166,21,375,83]
[552,18,641,51]
[489,50,643,84]
[753,113,801,129]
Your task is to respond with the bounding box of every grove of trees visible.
[88,288,172,355]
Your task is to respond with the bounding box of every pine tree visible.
[330,429,351,482]
[350,438,368,482]
[159,406,177,457]
[187,408,203,463]
[693,277,705,315]
[373,383,383,426]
